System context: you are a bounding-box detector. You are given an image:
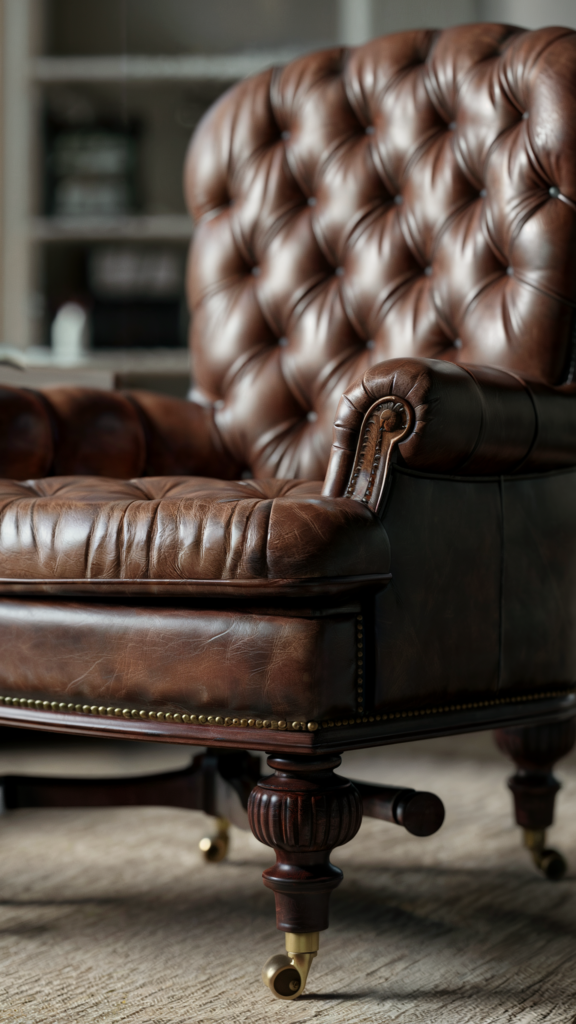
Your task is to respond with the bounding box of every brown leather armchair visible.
[1,23,576,1001]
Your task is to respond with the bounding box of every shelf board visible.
[0,348,190,392]
[29,214,193,243]
[16,347,192,374]
[30,49,305,85]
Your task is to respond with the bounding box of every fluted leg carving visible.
[248,753,362,934]
[495,718,576,880]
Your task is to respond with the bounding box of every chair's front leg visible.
[248,753,362,1000]
[496,718,576,880]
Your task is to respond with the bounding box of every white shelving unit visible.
[0,0,331,392]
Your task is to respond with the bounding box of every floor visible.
[0,727,575,1023]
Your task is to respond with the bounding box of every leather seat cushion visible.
[0,599,359,723]
[0,475,390,596]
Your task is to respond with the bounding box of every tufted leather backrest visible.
[184,24,576,481]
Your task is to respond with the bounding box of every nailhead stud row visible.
[357,613,364,715]
[319,689,575,729]
[0,696,319,733]
[0,690,572,734]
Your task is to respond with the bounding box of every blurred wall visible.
[341,0,576,40]
[370,0,479,36]
[482,0,576,28]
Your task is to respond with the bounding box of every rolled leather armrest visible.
[0,385,240,481]
[322,357,576,499]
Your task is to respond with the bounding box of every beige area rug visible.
[0,730,576,1024]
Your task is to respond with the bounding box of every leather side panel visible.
[374,466,576,712]
[0,601,357,721]
[501,470,576,688]
[374,468,501,709]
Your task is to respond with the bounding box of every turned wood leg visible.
[247,753,362,999]
[495,718,576,880]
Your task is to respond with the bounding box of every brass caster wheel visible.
[262,932,319,1001]
[523,829,567,881]
[199,817,230,863]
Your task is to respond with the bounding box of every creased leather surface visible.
[185,24,576,483]
[0,476,389,593]
[0,600,358,719]
[323,358,576,496]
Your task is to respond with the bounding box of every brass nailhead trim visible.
[0,695,315,733]
[356,613,364,715]
[319,689,576,730]
[0,690,572,736]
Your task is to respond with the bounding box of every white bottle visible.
[51,302,90,361]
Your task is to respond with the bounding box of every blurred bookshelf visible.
[0,0,340,394]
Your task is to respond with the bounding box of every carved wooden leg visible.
[247,753,362,1000]
[495,718,576,880]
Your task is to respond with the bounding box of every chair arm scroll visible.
[323,356,576,509]
[341,396,413,513]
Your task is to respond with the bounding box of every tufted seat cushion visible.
[0,476,390,597]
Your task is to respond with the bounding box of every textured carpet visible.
[1,731,576,1024]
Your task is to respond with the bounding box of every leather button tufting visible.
[177,24,576,483]
[549,186,560,198]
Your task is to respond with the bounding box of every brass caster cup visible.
[262,932,319,1000]
[199,817,230,863]
[524,829,567,882]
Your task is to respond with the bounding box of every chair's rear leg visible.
[495,718,576,880]
[0,747,261,861]
[197,749,261,860]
